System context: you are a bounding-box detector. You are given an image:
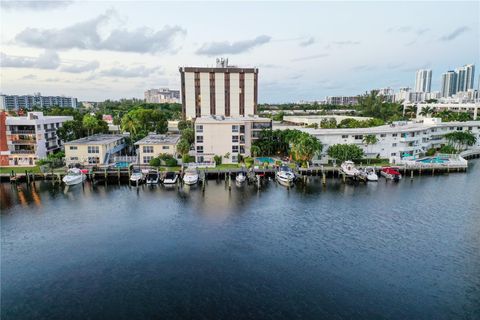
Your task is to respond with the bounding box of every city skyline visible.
[1,1,479,102]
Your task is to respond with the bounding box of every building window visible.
[232,155,238,163]
[197,156,204,163]
[240,135,245,143]
[143,146,154,153]
[232,135,239,143]
[87,146,99,153]
[456,127,463,131]
[88,157,99,164]
[354,135,363,140]
[240,125,245,134]
[70,157,78,161]
[391,153,396,156]
[196,125,203,133]
[392,133,397,137]
[162,146,170,150]
[380,134,386,138]
[392,143,397,147]
[143,156,153,164]
[342,135,348,139]
[232,125,239,133]
[69,146,77,150]
[196,136,203,143]
[196,146,203,153]
[240,146,245,154]
[232,145,239,153]
[449,127,454,130]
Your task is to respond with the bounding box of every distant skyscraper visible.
[415,69,432,93]
[441,71,457,98]
[455,64,475,92]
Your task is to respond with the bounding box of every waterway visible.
[1,162,479,319]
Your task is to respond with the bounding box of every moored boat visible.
[146,170,160,184]
[340,161,360,177]
[236,172,247,184]
[183,168,199,185]
[129,168,144,184]
[380,167,402,181]
[362,167,379,181]
[163,172,178,185]
[276,166,295,186]
[62,168,86,186]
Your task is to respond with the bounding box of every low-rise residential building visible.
[194,115,272,164]
[0,93,77,111]
[283,115,371,126]
[416,103,479,120]
[134,134,181,164]
[0,112,72,166]
[64,134,127,166]
[275,118,480,163]
[144,88,180,103]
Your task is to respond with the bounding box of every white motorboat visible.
[340,161,360,177]
[362,167,379,181]
[183,168,199,185]
[276,166,295,186]
[163,172,178,185]
[236,172,247,183]
[146,170,160,184]
[62,168,86,186]
[130,168,144,184]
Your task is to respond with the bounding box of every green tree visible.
[176,138,191,156]
[444,131,477,151]
[362,134,379,163]
[327,144,364,162]
[177,120,192,131]
[181,127,194,144]
[56,120,84,142]
[404,105,418,119]
[289,132,323,166]
[82,114,98,136]
[250,145,261,158]
[419,106,434,117]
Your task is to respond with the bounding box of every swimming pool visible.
[115,161,131,168]
[417,157,447,164]
[255,157,275,164]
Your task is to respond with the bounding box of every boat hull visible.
[63,175,86,186]
[183,176,198,185]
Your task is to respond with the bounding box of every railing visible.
[186,162,216,169]
[11,150,35,154]
[9,130,36,135]
[11,139,36,145]
[45,128,57,132]
[113,155,138,163]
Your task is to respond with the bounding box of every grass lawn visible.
[157,166,182,172]
[211,164,241,170]
[0,166,41,174]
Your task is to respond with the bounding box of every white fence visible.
[185,162,216,169]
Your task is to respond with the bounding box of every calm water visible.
[1,163,479,319]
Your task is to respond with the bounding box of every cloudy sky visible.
[1,0,478,102]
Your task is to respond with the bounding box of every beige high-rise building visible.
[179,58,258,120]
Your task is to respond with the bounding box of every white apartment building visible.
[282,118,480,164]
[64,134,127,166]
[325,96,359,105]
[0,93,77,111]
[134,134,181,164]
[441,71,458,98]
[179,58,258,119]
[194,115,271,164]
[416,103,479,120]
[144,88,180,103]
[1,112,72,166]
[456,64,475,92]
[415,69,432,93]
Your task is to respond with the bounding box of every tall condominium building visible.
[414,69,432,93]
[0,93,77,111]
[144,88,180,103]
[456,64,475,92]
[441,71,458,97]
[0,112,73,166]
[179,58,258,119]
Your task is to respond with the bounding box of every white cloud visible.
[1,50,60,69]
[196,35,271,56]
[61,60,99,73]
[14,10,186,53]
[98,65,161,78]
[299,37,315,47]
[1,0,73,10]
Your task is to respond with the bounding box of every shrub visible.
[214,155,222,165]
[244,157,254,168]
[182,154,194,163]
[165,158,178,167]
[426,148,436,156]
[149,157,161,167]
[439,144,456,154]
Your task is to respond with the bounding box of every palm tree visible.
[290,133,322,167]
[362,134,378,164]
[404,105,418,119]
[250,145,261,158]
[121,114,139,136]
[419,106,434,117]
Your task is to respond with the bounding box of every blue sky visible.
[1,0,478,102]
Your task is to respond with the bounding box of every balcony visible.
[11,139,36,145]
[45,128,57,132]
[9,130,36,135]
[11,150,36,154]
